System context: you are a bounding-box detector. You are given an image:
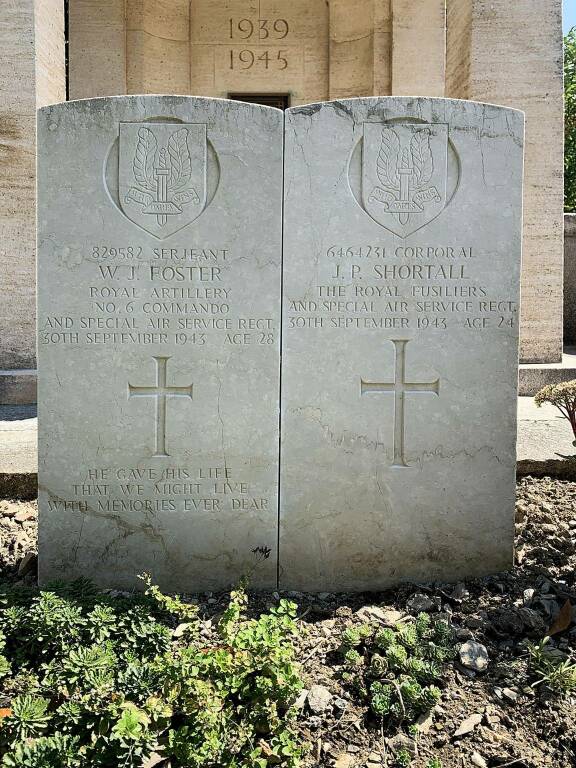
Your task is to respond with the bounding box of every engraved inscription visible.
[285,243,517,334]
[361,339,440,468]
[39,247,279,349]
[128,356,193,457]
[229,49,289,70]
[53,464,271,517]
[227,15,290,70]
[229,18,289,40]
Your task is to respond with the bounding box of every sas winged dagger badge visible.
[119,123,207,238]
[361,122,448,237]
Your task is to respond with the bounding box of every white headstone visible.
[280,98,523,590]
[38,96,283,590]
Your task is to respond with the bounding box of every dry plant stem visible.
[382,678,407,722]
[338,717,363,736]
[301,638,326,663]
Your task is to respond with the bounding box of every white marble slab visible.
[280,98,524,590]
[37,96,283,590]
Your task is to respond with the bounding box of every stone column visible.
[35,0,66,106]
[372,0,392,95]
[126,0,190,94]
[68,0,127,99]
[0,0,65,404]
[446,0,564,363]
[328,0,376,99]
[391,0,445,97]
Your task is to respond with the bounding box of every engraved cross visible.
[128,356,193,457]
[361,339,440,468]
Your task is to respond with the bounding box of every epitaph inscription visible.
[38,97,282,591]
[280,98,523,591]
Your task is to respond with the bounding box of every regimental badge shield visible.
[361,122,448,237]
[118,122,207,238]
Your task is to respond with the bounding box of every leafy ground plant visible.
[339,613,455,731]
[527,637,576,694]
[0,576,305,767]
[394,747,412,767]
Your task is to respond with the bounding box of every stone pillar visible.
[446,0,564,363]
[328,0,445,100]
[68,0,127,99]
[35,0,66,106]
[0,0,65,404]
[126,0,190,94]
[372,0,392,95]
[391,0,445,96]
[328,0,376,99]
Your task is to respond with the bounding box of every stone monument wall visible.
[0,0,563,404]
[0,0,65,367]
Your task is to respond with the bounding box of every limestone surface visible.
[0,0,64,371]
[446,0,563,363]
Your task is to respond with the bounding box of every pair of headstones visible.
[37,96,523,591]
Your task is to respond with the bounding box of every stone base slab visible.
[518,347,576,396]
[0,404,37,499]
[0,473,37,500]
[516,397,576,479]
[0,370,37,404]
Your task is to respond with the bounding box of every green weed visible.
[527,637,576,694]
[0,577,305,767]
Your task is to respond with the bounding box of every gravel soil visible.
[1,477,575,768]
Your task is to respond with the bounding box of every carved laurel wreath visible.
[125,127,200,207]
[376,127,434,193]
